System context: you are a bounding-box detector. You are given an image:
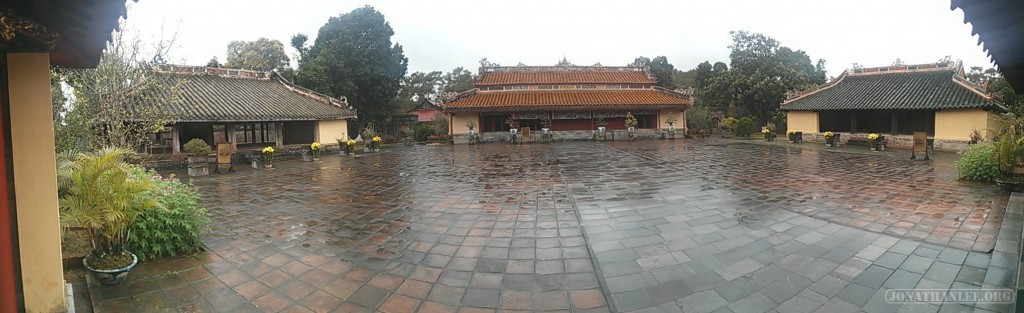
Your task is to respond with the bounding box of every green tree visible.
[694,61,714,89]
[698,31,826,123]
[672,68,697,88]
[631,56,677,88]
[296,6,408,133]
[224,38,290,72]
[965,67,1024,115]
[442,67,475,93]
[206,56,221,68]
[57,22,185,152]
[397,71,443,111]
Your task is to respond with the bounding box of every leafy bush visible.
[182,138,212,157]
[414,123,436,141]
[720,117,738,130]
[432,113,450,135]
[128,168,210,261]
[686,106,710,130]
[959,143,1001,182]
[734,116,757,137]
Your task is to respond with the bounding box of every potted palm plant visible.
[60,148,158,285]
[993,114,1024,192]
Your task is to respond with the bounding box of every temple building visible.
[782,61,1006,150]
[444,64,692,143]
[144,65,357,154]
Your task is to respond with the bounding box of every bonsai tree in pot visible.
[992,113,1024,191]
[60,148,158,285]
[182,138,212,176]
[625,112,639,140]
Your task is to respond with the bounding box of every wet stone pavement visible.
[89,139,1021,312]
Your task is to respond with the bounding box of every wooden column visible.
[171,124,181,154]
[275,122,284,147]
[890,113,898,135]
[850,112,857,134]
[226,123,237,152]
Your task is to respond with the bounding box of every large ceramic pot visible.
[84,253,138,286]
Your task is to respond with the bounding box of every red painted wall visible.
[551,119,592,131]
[0,62,17,312]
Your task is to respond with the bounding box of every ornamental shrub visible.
[128,168,210,261]
[957,143,1000,182]
[720,117,738,130]
[182,138,212,157]
[733,116,758,137]
[414,123,436,141]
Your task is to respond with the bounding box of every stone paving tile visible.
[83,140,1019,312]
[88,144,611,312]
[556,141,1018,312]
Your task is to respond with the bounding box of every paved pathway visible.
[87,139,1019,312]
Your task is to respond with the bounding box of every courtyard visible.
[88,139,1021,312]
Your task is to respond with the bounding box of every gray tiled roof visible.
[144,72,356,122]
[781,69,1006,112]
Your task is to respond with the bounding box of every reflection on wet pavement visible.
[88,139,1016,313]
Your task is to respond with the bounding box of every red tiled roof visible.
[477,71,654,86]
[446,89,690,111]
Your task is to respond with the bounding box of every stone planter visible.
[302,154,313,162]
[187,157,208,176]
[996,179,1023,192]
[84,253,138,286]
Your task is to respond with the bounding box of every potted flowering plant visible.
[346,139,357,155]
[824,131,836,147]
[762,129,773,141]
[262,146,275,168]
[310,142,322,161]
[867,133,880,151]
[371,136,382,151]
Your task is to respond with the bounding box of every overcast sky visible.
[125,0,993,78]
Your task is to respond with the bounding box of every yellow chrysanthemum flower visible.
[262,146,274,154]
[311,142,322,150]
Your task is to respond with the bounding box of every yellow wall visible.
[658,109,685,130]
[787,111,819,133]
[935,109,997,140]
[9,53,65,312]
[451,113,475,134]
[316,119,349,144]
